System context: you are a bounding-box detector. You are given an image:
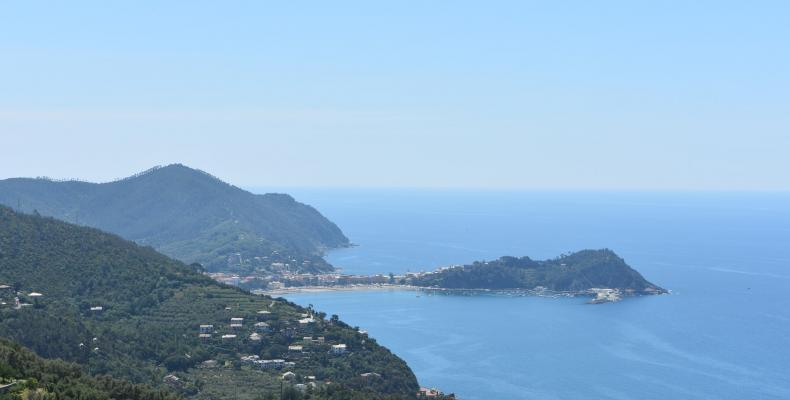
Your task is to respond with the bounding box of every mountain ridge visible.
[0,164,349,273]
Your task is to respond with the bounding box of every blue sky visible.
[1,1,788,189]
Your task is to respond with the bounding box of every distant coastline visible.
[253,283,666,304]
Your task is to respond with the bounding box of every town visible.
[206,252,461,294]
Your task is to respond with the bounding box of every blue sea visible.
[255,189,790,399]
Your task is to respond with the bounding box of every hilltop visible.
[408,249,666,300]
[0,206,417,399]
[0,164,349,273]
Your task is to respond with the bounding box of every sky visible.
[1,1,789,190]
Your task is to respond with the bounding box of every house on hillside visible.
[417,387,440,398]
[163,374,184,389]
[254,322,271,333]
[298,317,315,332]
[331,344,347,355]
[257,310,272,320]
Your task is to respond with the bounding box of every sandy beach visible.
[254,284,418,296]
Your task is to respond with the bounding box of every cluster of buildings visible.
[198,310,276,341]
[0,285,44,310]
[197,311,347,366]
[275,273,394,288]
[207,268,405,292]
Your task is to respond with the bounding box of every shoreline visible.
[254,284,664,303]
[254,284,419,296]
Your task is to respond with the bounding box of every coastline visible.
[253,284,663,304]
[253,284,419,296]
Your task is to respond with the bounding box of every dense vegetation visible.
[0,338,181,400]
[0,207,417,399]
[409,249,666,294]
[0,165,349,273]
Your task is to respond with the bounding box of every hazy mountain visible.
[0,206,417,399]
[0,164,349,273]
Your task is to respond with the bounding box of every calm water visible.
[254,189,790,399]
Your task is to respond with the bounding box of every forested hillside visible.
[409,249,666,294]
[0,207,417,399]
[0,338,181,400]
[0,165,349,273]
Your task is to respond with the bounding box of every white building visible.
[331,344,347,355]
[254,322,271,333]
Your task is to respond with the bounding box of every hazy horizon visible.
[2,163,790,193]
[3,1,789,190]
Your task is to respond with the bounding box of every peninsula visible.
[407,249,666,302]
[251,250,666,304]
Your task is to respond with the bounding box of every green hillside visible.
[0,165,349,273]
[0,338,181,400]
[409,249,666,294]
[0,206,417,399]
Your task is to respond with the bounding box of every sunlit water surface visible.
[250,189,790,399]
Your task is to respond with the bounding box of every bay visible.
[252,189,790,399]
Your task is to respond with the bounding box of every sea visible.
[252,189,790,400]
